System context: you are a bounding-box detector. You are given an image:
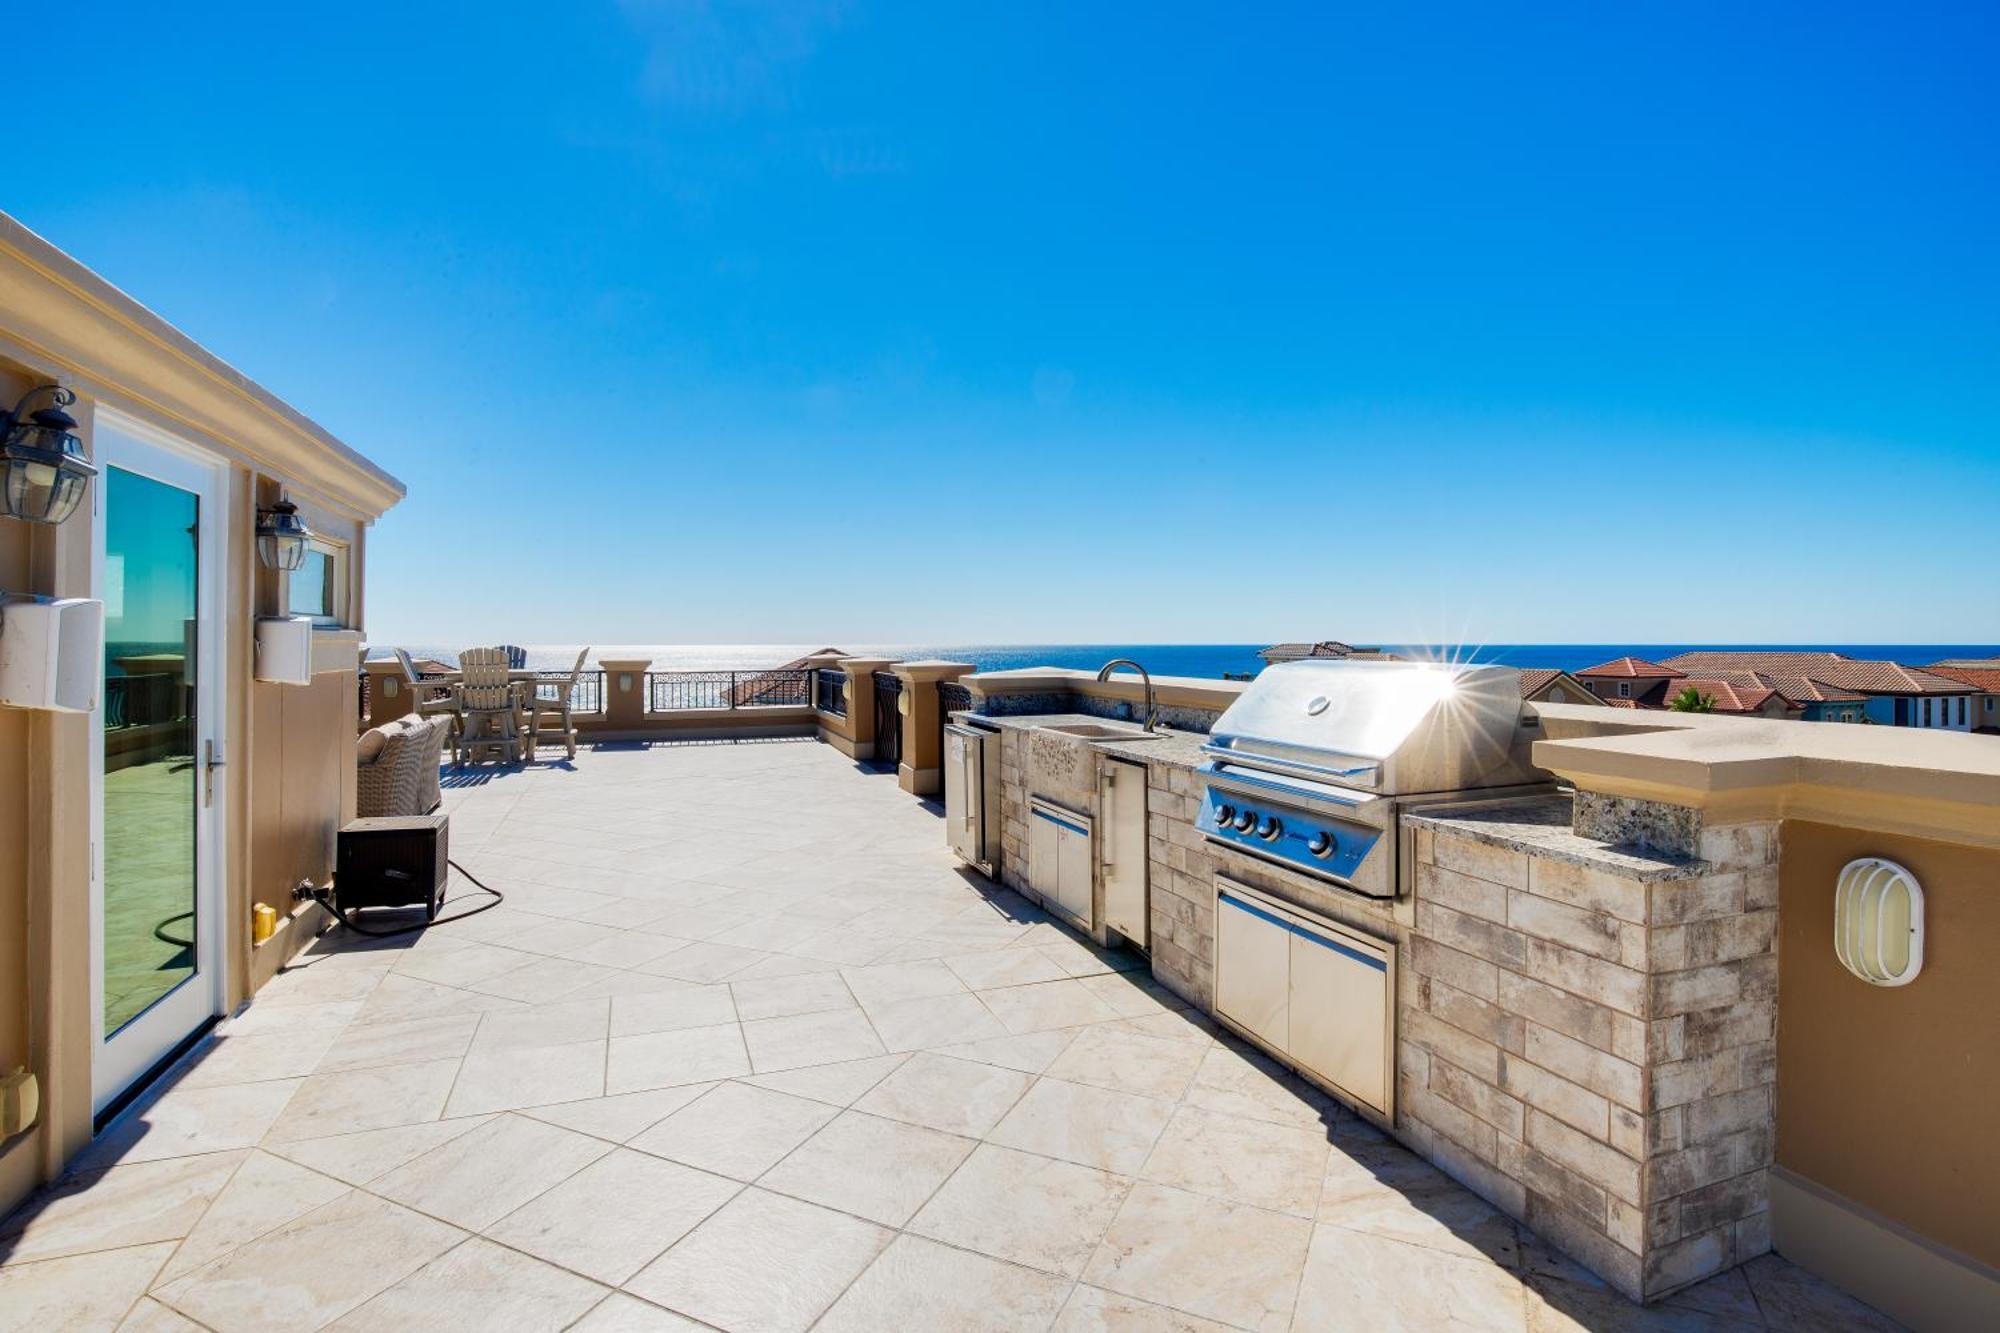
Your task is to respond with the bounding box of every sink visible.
[1037,722,1164,742]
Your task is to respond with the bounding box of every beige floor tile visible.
[1741,1253,1904,1333]
[262,1116,492,1186]
[944,947,1074,991]
[86,1078,302,1167]
[909,1142,1131,1278]
[729,971,857,1021]
[854,1052,1034,1137]
[979,977,1125,1034]
[155,1191,463,1331]
[486,1148,739,1284]
[155,1150,349,1285]
[392,941,540,990]
[816,1233,1072,1332]
[569,1292,712,1331]
[0,1152,242,1265]
[178,1029,340,1088]
[518,1084,714,1143]
[864,991,1009,1052]
[739,1053,910,1107]
[471,996,610,1050]
[262,1059,457,1144]
[348,974,526,1027]
[1046,1024,1208,1102]
[938,1028,1082,1074]
[841,959,967,1009]
[1526,1275,1761,1332]
[1035,933,1145,978]
[469,956,623,1004]
[1084,1182,1312,1332]
[1295,1225,1528,1333]
[635,941,771,984]
[0,1241,176,1333]
[1319,1136,1519,1267]
[740,1008,887,1073]
[561,931,690,970]
[316,1012,480,1074]
[1052,1284,1242,1332]
[1141,1105,1329,1218]
[607,1023,750,1094]
[116,1297,205,1331]
[624,1188,891,1333]
[759,1109,975,1227]
[629,1081,837,1180]
[331,1235,607,1331]
[988,1078,1177,1175]
[609,985,737,1038]
[370,1114,611,1230]
[1076,971,1190,1019]
[444,1038,605,1116]
[1183,1043,1337,1132]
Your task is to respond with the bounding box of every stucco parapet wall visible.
[1531,703,2000,850]
[893,660,976,682]
[962,667,1248,712]
[836,657,898,674]
[0,212,404,520]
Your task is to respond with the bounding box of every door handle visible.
[203,739,225,808]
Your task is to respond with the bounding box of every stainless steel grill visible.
[1197,660,1547,897]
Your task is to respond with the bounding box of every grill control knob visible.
[1308,832,1336,858]
[1215,804,1236,828]
[1233,808,1258,832]
[1258,816,1283,841]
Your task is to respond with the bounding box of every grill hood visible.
[1203,660,1539,796]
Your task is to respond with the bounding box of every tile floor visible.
[0,739,1906,1331]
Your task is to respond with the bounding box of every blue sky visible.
[11,2,1997,645]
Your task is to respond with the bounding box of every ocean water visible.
[376,642,1999,678]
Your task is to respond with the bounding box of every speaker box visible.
[336,814,448,919]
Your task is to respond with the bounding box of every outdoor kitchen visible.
[943,658,1993,1327]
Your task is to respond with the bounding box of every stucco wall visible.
[1774,820,2000,1270]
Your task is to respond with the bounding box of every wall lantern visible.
[1833,857,1924,986]
[256,498,314,570]
[1,385,97,525]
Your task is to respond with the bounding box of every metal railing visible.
[815,668,848,716]
[647,668,812,713]
[105,673,187,730]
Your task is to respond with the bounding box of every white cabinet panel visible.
[1100,760,1148,945]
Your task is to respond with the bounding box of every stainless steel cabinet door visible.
[1215,890,1290,1052]
[1056,824,1093,923]
[1288,926,1391,1116]
[1029,808,1060,902]
[1100,760,1147,945]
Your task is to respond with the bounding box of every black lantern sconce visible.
[256,498,314,571]
[1,385,97,525]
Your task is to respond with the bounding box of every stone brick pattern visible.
[1398,819,1778,1302]
[996,729,1029,898]
[1143,760,1215,1009]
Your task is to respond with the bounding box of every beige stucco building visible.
[0,213,401,1217]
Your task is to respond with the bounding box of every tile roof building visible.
[1924,664,2000,734]
[1570,650,1976,728]
[1258,641,1403,664]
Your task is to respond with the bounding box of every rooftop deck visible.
[0,741,1897,1331]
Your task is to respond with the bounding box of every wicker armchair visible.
[453,646,525,765]
[527,647,589,761]
[357,715,449,817]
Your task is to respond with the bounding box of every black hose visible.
[311,858,505,939]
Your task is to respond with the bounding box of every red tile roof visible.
[1924,665,2000,692]
[1668,677,1797,714]
[1576,656,1683,679]
[1663,651,1968,696]
[1518,668,1561,697]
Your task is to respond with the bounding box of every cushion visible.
[356,721,397,764]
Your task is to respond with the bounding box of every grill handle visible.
[1200,740,1380,788]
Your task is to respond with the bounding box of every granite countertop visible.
[1402,794,1708,882]
[952,711,1209,770]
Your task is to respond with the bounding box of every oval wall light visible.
[1833,857,1924,986]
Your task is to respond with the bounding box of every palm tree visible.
[1668,686,1716,713]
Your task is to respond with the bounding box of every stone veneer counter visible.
[952,712,1211,770]
[1402,796,1709,881]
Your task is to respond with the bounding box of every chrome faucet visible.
[1096,658,1160,731]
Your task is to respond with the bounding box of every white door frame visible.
[89,409,231,1115]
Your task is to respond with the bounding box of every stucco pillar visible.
[598,658,653,731]
[833,658,897,761]
[892,660,976,795]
